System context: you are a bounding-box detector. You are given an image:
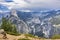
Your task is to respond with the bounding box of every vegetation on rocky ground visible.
[24,34,36,38]
[0,17,20,36]
[18,38,30,40]
[1,17,60,39]
[52,35,60,39]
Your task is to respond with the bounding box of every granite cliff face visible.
[9,9,29,34]
[0,6,60,38]
[7,9,60,38]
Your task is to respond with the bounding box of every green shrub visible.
[52,35,60,39]
[7,32,21,36]
[24,34,35,38]
[18,38,30,40]
[1,17,18,36]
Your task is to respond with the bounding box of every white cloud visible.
[0,0,60,10]
[19,10,32,12]
[0,0,5,2]
[13,0,30,8]
[0,0,13,2]
[26,0,60,9]
[0,2,15,9]
[12,0,60,10]
[0,0,29,9]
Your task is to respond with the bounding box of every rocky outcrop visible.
[9,9,29,34]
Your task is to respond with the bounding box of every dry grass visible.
[0,34,60,40]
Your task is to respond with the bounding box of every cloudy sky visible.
[0,0,60,11]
